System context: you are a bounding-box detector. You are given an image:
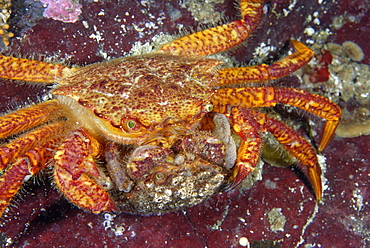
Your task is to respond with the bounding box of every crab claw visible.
[223,107,263,191]
[54,128,118,213]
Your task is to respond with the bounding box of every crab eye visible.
[153,171,167,185]
[127,120,137,130]
[204,104,213,112]
[122,118,146,133]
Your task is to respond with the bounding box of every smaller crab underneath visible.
[0,0,341,216]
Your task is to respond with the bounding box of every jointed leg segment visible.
[274,87,341,151]
[212,86,341,152]
[0,106,117,215]
[53,128,118,213]
[0,99,74,216]
[0,137,65,216]
[0,122,68,167]
[226,107,262,190]
[158,0,264,56]
[0,99,62,139]
[0,55,72,83]
[226,107,324,200]
[253,110,323,200]
[215,40,314,85]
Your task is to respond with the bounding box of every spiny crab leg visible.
[0,121,69,168]
[252,110,323,200]
[0,55,72,83]
[275,88,341,152]
[215,40,314,85]
[227,108,323,200]
[0,99,62,139]
[158,0,263,56]
[210,39,339,150]
[226,107,263,191]
[0,137,64,216]
[212,87,341,152]
[53,128,118,213]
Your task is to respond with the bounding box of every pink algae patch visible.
[38,0,82,23]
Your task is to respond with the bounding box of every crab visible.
[0,0,341,216]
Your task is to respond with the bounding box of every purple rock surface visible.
[0,1,369,247]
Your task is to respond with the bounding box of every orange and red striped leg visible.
[226,107,263,190]
[215,40,314,85]
[0,122,69,168]
[0,55,72,83]
[226,108,323,200]
[212,87,341,151]
[252,110,323,200]
[0,137,64,216]
[53,128,118,213]
[274,88,341,151]
[0,99,62,139]
[158,0,263,56]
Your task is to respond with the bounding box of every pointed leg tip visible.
[318,142,328,153]
[314,187,323,202]
[290,40,308,50]
[308,166,323,201]
[319,120,340,152]
[224,162,254,192]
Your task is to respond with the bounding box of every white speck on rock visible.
[267,208,286,232]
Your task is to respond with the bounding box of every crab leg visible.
[215,40,314,85]
[212,87,341,151]
[0,121,70,168]
[0,99,62,138]
[0,55,72,83]
[158,0,263,56]
[275,88,341,151]
[226,107,262,190]
[0,137,64,216]
[53,128,118,213]
[227,108,323,200]
[252,110,323,200]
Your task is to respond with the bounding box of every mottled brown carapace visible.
[54,54,219,132]
[0,0,340,217]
